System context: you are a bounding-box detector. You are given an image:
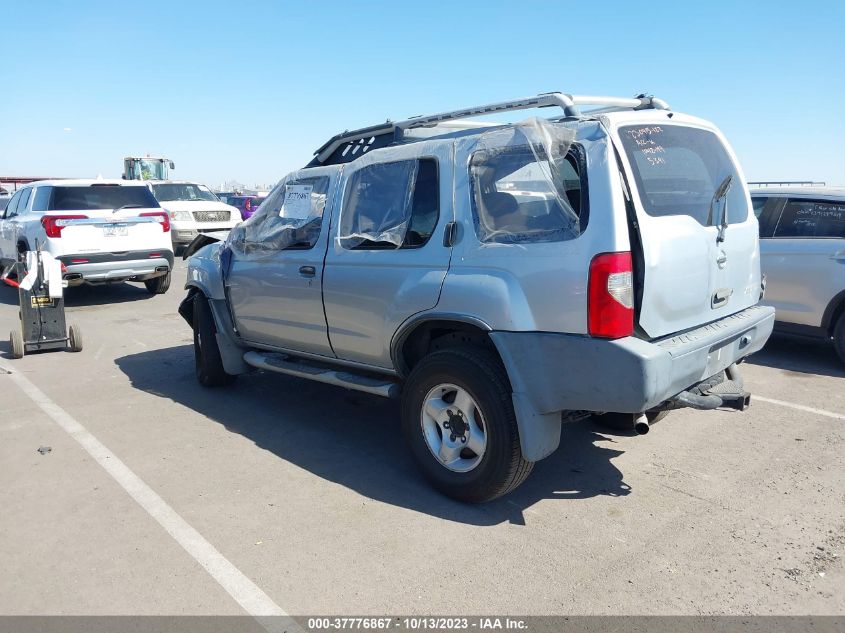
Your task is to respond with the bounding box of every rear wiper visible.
[707,174,733,242]
[114,204,144,213]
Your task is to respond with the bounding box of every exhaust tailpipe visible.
[634,414,650,435]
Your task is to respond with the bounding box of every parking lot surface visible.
[1,259,843,616]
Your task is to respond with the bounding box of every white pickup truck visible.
[0,180,174,294]
[147,181,240,251]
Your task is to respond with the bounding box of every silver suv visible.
[180,93,775,502]
[750,185,845,362]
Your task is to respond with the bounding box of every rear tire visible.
[144,272,171,295]
[10,330,24,359]
[834,314,845,364]
[401,346,533,503]
[193,294,235,387]
[68,324,83,352]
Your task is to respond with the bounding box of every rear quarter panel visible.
[439,123,630,334]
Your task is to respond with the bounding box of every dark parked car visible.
[229,194,267,220]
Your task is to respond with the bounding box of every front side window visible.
[469,145,584,244]
[228,175,330,256]
[773,198,845,238]
[619,125,748,226]
[339,158,439,249]
[4,190,23,217]
[50,185,160,211]
[3,191,23,218]
[151,183,219,202]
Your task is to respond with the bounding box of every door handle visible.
[299,265,316,277]
[831,250,845,262]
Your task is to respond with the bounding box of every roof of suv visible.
[308,91,673,167]
[18,179,148,188]
[749,186,845,199]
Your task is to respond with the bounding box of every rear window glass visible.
[773,199,845,238]
[50,185,160,211]
[619,125,748,226]
[152,183,218,202]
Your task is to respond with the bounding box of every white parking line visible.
[2,365,297,632]
[755,395,845,421]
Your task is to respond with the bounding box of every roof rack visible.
[747,181,827,188]
[310,92,669,166]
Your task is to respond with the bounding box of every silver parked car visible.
[180,92,775,502]
[750,185,845,362]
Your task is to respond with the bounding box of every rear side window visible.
[32,186,53,212]
[619,125,748,226]
[773,198,845,238]
[339,158,439,249]
[17,188,32,214]
[469,145,585,244]
[50,185,160,211]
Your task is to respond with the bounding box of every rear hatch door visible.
[610,115,761,339]
[46,184,170,254]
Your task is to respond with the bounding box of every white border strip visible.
[755,395,845,421]
[4,367,297,632]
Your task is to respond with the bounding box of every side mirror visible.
[169,161,175,170]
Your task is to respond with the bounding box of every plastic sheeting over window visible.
[226,173,330,259]
[338,160,419,249]
[469,118,579,244]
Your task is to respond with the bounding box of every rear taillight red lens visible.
[141,211,171,233]
[588,251,634,339]
[41,215,88,238]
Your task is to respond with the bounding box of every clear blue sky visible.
[2,0,843,188]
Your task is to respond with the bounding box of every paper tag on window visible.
[281,184,313,219]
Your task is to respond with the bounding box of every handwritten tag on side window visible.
[280,184,313,219]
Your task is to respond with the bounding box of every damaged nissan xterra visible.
[180,92,774,502]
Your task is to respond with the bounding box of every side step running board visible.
[243,351,400,399]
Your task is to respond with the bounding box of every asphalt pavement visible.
[1,259,843,616]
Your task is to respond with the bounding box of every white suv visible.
[148,181,240,251]
[0,179,174,294]
[751,185,845,362]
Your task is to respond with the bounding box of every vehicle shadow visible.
[115,345,631,526]
[746,333,844,379]
[1,279,155,309]
[64,282,154,307]
[0,283,19,307]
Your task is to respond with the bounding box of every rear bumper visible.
[491,305,776,415]
[59,250,174,283]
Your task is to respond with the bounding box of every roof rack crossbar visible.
[313,92,669,164]
[747,180,827,187]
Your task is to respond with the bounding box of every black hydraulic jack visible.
[5,252,82,358]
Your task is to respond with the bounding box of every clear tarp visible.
[337,159,419,248]
[469,118,579,244]
[226,172,330,259]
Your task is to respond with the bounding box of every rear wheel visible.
[144,272,171,295]
[401,346,533,503]
[834,314,845,364]
[193,293,235,387]
[10,330,24,359]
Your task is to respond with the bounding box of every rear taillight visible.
[41,215,88,238]
[141,211,171,233]
[588,251,634,339]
